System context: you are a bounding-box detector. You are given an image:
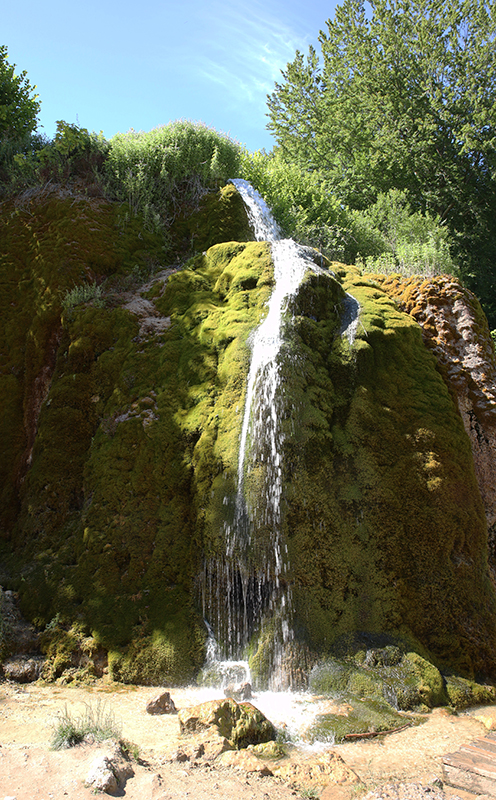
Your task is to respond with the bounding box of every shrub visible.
[105,120,242,229]
[351,189,456,276]
[36,120,109,183]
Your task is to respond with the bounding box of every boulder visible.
[3,657,43,683]
[273,751,360,789]
[218,749,274,775]
[84,742,134,794]
[178,697,275,749]
[85,755,118,793]
[145,690,177,715]
[224,681,252,700]
[173,731,232,762]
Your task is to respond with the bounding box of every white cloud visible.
[189,0,307,116]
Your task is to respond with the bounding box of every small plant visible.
[299,788,320,799]
[50,700,121,749]
[120,738,140,761]
[61,281,104,311]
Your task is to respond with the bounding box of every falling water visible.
[201,179,359,688]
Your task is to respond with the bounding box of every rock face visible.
[1,184,496,687]
[376,275,496,581]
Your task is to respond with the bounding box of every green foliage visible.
[240,149,349,258]
[62,281,104,312]
[50,700,121,749]
[0,45,40,139]
[36,120,109,183]
[266,0,496,325]
[105,120,242,229]
[351,189,456,275]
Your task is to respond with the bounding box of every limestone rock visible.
[218,749,274,775]
[273,751,360,789]
[2,657,43,683]
[146,690,177,715]
[84,743,134,794]
[173,731,232,762]
[178,697,275,749]
[85,755,118,793]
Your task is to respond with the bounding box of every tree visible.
[267,0,496,325]
[0,45,40,139]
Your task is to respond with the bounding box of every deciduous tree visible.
[0,45,40,139]
[267,0,496,324]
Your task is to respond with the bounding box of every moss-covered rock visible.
[445,675,496,710]
[283,265,496,680]
[308,646,447,712]
[1,184,496,691]
[178,698,276,749]
[306,695,409,744]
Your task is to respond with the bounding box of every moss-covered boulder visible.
[445,675,496,710]
[178,698,276,749]
[309,646,447,712]
[305,695,409,744]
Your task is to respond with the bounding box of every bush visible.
[350,189,456,275]
[105,120,242,229]
[36,120,109,183]
[50,700,121,749]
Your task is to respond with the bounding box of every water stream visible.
[200,179,359,692]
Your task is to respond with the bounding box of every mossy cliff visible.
[1,182,496,687]
[245,264,496,683]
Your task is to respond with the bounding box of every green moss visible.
[306,695,409,744]
[2,196,274,681]
[169,183,254,256]
[445,675,496,710]
[284,269,496,679]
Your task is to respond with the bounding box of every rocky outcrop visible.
[2,186,496,687]
[377,275,496,580]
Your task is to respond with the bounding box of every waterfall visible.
[201,179,359,689]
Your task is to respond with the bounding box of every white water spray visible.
[202,179,360,688]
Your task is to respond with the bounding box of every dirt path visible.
[0,681,494,800]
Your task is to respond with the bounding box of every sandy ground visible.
[0,681,494,800]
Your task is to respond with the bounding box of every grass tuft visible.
[50,699,121,750]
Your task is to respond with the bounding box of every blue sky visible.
[3,0,338,152]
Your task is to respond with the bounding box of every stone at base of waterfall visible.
[146,690,177,714]
[224,681,252,700]
[273,751,360,789]
[84,742,134,794]
[178,697,275,749]
[173,731,232,762]
[218,749,274,776]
